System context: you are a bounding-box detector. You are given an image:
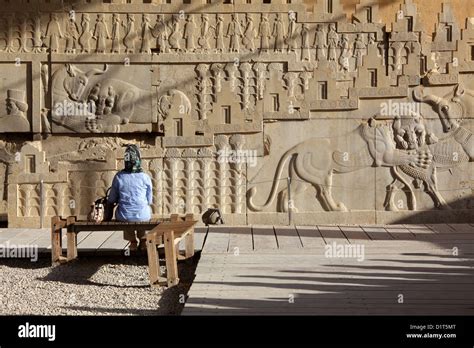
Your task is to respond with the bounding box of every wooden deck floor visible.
[1,223,473,315]
[183,223,474,315]
[0,227,209,255]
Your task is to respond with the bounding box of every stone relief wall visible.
[0,0,471,227]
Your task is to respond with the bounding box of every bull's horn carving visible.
[85,64,108,78]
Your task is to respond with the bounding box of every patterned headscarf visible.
[123,144,143,173]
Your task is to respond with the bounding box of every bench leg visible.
[185,228,195,259]
[164,230,179,287]
[51,216,63,265]
[67,232,78,261]
[147,237,161,287]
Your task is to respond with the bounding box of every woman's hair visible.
[123,144,143,173]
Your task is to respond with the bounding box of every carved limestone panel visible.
[51,63,154,133]
[0,0,472,227]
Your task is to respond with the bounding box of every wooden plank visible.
[448,224,474,233]
[0,229,33,243]
[67,232,77,260]
[164,230,179,287]
[3,229,41,245]
[77,231,115,251]
[252,226,278,251]
[318,225,349,244]
[404,224,436,235]
[185,228,195,258]
[274,226,302,249]
[29,229,54,249]
[99,231,129,250]
[339,226,371,242]
[146,234,161,286]
[203,226,230,253]
[228,226,253,253]
[76,232,93,244]
[194,226,208,251]
[51,217,62,264]
[295,226,325,248]
[426,224,455,234]
[383,226,415,240]
[361,226,393,241]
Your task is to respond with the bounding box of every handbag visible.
[88,187,116,223]
[202,208,224,226]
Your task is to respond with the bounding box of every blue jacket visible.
[108,171,153,221]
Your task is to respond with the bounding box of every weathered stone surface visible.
[0,0,471,227]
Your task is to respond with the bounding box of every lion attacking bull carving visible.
[247,117,432,212]
[51,64,154,133]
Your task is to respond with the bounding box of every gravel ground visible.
[0,253,199,315]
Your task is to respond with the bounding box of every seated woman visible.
[108,144,153,251]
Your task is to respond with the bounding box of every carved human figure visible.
[79,14,93,53]
[198,14,212,51]
[45,13,64,53]
[227,14,242,53]
[169,14,183,51]
[353,34,366,67]
[88,83,101,104]
[140,14,154,53]
[327,23,339,62]
[184,14,197,52]
[286,14,298,53]
[301,23,311,61]
[338,33,350,72]
[272,13,286,53]
[313,24,327,61]
[259,14,271,52]
[65,15,80,54]
[368,32,376,45]
[111,13,122,53]
[123,14,136,54]
[215,14,225,53]
[153,14,169,53]
[0,90,30,132]
[243,14,256,52]
[103,86,116,115]
[93,14,110,53]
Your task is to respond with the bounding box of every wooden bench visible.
[50,214,197,288]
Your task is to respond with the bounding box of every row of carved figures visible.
[0,12,385,59]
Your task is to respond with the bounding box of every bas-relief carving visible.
[51,64,153,133]
[0,0,471,227]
